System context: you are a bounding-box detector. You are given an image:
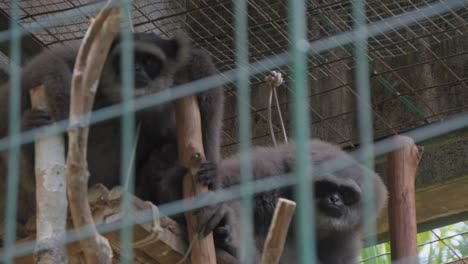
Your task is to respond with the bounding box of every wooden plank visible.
[261,198,296,264]
[377,177,468,235]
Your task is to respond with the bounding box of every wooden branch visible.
[176,96,217,263]
[387,136,423,262]
[30,85,68,263]
[66,1,120,263]
[261,198,296,264]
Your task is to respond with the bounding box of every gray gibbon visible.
[0,32,224,238]
[159,139,387,263]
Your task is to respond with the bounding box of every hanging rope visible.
[265,71,288,146]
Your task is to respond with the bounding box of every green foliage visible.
[360,221,468,264]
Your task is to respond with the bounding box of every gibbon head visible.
[308,140,388,236]
[99,32,191,103]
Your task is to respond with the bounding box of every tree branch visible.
[176,95,217,263]
[31,85,68,263]
[66,1,120,263]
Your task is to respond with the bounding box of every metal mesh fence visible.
[0,0,466,263]
[0,0,466,151]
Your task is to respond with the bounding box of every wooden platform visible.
[9,184,237,264]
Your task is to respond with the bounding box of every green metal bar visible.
[119,1,135,263]
[288,0,316,263]
[234,0,254,262]
[4,1,22,263]
[352,0,377,247]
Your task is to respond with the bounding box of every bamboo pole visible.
[30,85,68,263]
[261,198,296,264]
[175,95,217,264]
[387,136,423,263]
[66,1,120,263]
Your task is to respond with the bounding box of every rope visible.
[132,201,162,249]
[175,232,200,264]
[265,71,288,146]
[176,173,203,264]
[131,200,198,263]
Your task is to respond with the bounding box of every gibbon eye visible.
[339,187,360,205]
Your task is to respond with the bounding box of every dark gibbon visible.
[0,32,224,235]
[189,139,388,263]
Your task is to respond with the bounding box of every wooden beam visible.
[377,176,468,235]
[387,136,422,262]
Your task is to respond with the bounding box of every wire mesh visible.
[0,0,465,150]
[0,0,465,263]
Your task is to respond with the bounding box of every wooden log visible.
[387,136,423,263]
[30,85,68,263]
[175,95,217,263]
[261,198,296,264]
[66,1,120,263]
